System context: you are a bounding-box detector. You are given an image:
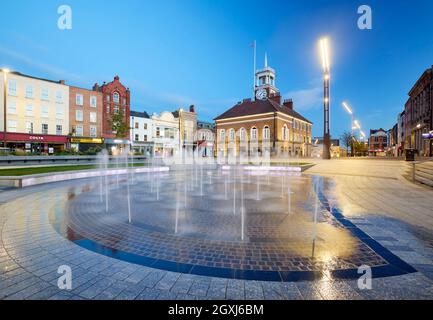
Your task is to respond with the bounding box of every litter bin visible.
[405,149,416,161]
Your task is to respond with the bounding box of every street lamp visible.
[2,68,10,149]
[320,38,331,159]
[354,120,361,130]
[342,101,354,156]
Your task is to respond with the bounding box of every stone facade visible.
[404,66,432,157]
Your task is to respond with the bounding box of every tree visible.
[340,131,355,156]
[109,109,128,138]
[353,140,369,157]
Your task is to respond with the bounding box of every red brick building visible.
[68,86,103,151]
[369,128,388,156]
[93,76,130,149]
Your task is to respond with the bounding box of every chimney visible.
[269,92,281,104]
[59,80,65,85]
[92,83,100,91]
[189,105,195,113]
[283,99,293,110]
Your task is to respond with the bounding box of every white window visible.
[7,120,17,132]
[41,88,49,101]
[251,127,257,140]
[75,125,83,136]
[25,122,33,134]
[26,105,33,116]
[113,92,120,103]
[229,128,235,141]
[240,128,246,141]
[41,105,49,118]
[42,123,48,134]
[263,126,270,140]
[219,129,225,142]
[25,85,34,99]
[90,112,97,123]
[113,105,119,114]
[282,125,289,141]
[90,126,97,137]
[90,96,97,108]
[8,80,17,96]
[55,90,63,103]
[56,125,62,135]
[122,97,127,105]
[106,95,110,102]
[56,105,64,119]
[76,94,84,106]
[7,101,17,114]
[76,110,83,121]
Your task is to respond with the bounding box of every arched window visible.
[240,128,246,141]
[229,128,235,141]
[251,127,257,141]
[282,125,289,141]
[263,126,270,140]
[219,129,225,142]
[113,92,120,104]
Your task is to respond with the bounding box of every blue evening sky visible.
[1,0,432,138]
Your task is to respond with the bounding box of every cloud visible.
[284,86,323,110]
[0,46,82,82]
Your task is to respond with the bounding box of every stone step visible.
[415,169,433,181]
[415,174,433,187]
[416,166,433,176]
[414,161,433,187]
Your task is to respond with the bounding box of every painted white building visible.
[151,111,180,157]
[130,111,153,156]
[0,70,69,153]
[196,121,215,157]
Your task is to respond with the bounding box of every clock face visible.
[256,89,267,100]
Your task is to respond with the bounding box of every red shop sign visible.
[0,132,68,143]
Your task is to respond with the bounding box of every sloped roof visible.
[130,110,150,118]
[214,98,312,124]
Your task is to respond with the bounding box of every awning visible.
[104,138,130,145]
[0,132,68,143]
[70,137,104,144]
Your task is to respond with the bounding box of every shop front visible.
[422,131,433,157]
[104,138,131,155]
[131,141,154,157]
[0,132,68,154]
[70,137,104,152]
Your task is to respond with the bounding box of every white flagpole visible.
[253,40,256,100]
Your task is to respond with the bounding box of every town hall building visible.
[214,55,313,158]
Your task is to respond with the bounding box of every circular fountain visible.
[50,154,391,282]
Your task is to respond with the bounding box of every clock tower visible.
[255,53,279,100]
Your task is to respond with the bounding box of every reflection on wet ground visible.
[47,167,416,281]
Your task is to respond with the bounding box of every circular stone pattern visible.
[52,167,388,281]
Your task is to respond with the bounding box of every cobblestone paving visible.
[59,173,386,277]
[1,162,433,300]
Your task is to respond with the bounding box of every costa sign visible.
[0,132,68,143]
[29,136,45,141]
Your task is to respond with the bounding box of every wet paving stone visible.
[0,170,432,300]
